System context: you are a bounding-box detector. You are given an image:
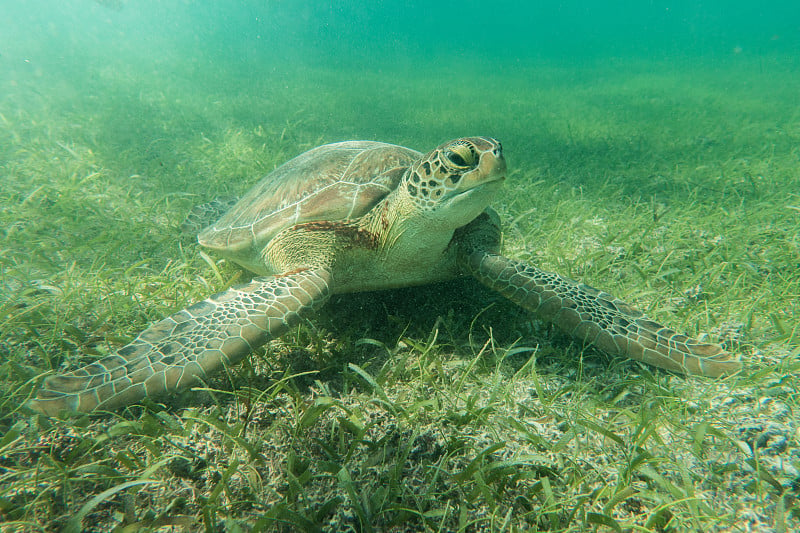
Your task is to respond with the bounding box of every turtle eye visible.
[444,143,476,168]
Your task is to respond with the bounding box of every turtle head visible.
[403,137,506,227]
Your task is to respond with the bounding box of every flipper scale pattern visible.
[29,268,331,416]
[464,251,740,377]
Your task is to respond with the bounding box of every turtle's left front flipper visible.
[462,251,741,377]
[28,267,331,416]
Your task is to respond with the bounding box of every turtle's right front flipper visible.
[462,251,741,378]
[28,267,332,416]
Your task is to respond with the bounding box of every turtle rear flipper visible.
[463,251,740,377]
[28,268,331,416]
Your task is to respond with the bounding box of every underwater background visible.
[3,1,800,142]
[2,1,800,531]
[4,1,800,69]
[3,0,799,166]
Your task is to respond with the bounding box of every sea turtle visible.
[28,137,740,416]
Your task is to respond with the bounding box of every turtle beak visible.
[459,149,506,191]
[479,150,506,182]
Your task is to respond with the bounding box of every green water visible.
[2,1,798,182]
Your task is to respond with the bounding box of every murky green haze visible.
[3,1,799,111]
[3,1,799,140]
[5,1,798,66]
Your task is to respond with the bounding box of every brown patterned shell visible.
[198,141,421,255]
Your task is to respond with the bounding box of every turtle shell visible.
[198,141,420,256]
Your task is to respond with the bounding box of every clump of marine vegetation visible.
[1,54,798,532]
